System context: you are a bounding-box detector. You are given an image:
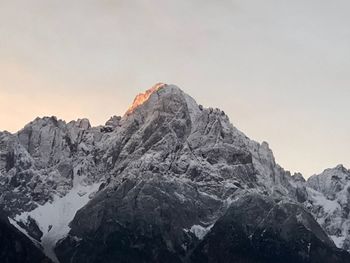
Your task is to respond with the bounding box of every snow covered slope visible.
[13,181,101,262]
[306,165,350,250]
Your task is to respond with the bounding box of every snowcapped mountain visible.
[0,83,349,262]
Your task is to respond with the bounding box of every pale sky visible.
[1,0,350,177]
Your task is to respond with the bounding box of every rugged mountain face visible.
[0,210,51,263]
[0,117,107,261]
[191,193,350,263]
[0,117,103,215]
[305,165,350,250]
[54,85,257,262]
[0,83,349,262]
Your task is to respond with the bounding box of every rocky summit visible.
[1,84,350,263]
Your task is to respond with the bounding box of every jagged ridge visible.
[0,83,349,262]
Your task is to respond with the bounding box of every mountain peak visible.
[125,83,167,115]
[335,164,347,171]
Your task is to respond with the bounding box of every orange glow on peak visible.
[126,83,166,115]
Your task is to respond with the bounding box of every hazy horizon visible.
[1,0,350,177]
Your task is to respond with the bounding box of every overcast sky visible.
[1,0,350,177]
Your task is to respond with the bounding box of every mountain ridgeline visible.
[0,84,350,263]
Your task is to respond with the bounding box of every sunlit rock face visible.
[1,84,350,262]
[125,82,166,115]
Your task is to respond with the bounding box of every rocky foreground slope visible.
[0,209,51,263]
[0,83,350,262]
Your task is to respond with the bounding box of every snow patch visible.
[198,190,221,201]
[189,224,213,240]
[307,187,340,214]
[13,182,101,263]
[330,235,346,248]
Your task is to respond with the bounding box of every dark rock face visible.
[190,193,350,263]
[17,216,43,242]
[0,211,51,263]
[55,177,224,263]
